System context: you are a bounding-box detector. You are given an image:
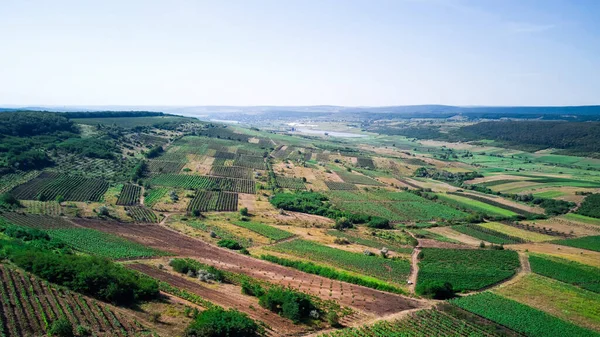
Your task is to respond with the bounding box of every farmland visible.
[209,165,253,179]
[125,206,159,223]
[275,176,306,189]
[452,224,525,245]
[10,172,109,202]
[116,184,141,205]
[417,248,520,292]
[324,181,357,191]
[187,191,238,212]
[553,235,600,252]
[231,220,294,241]
[147,160,185,174]
[529,254,600,293]
[437,193,518,218]
[143,188,168,207]
[148,174,255,194]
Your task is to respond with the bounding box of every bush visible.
[258,286,316,323]
[327,310,340,327]
[334,217,352,230]
[367,217,391,229]
[241,280,265,297]
[416,280,455,299]
[48,318,73,337]
[240,207,249,216]
[184,307,260,337]
[217,239,242,250]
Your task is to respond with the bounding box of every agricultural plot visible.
[209,165,253,179]
[20,200,62,216]
[72,115,194,128]
[318,308,500,337]
[212,151,237,159]
[147,160,185,174]
[437,193,517,217]
[553,235,600,252]
[186,191,238,212]
[479,222,554,242]
[115,184,141,205]
[356,157,375,169]
[185,221,252,247]
[0,213,74,229]
[233,155,266,170]
[143,188,168,207]
[448,192,534,216]
[267,239,411,283]
[10,172,109,202]
[452,224,525,245]
[336,170,383,186]
[125,206,159,223]
[0,265,144,337]
[149,174,255,194]
[324,181,357,191]
[409,229,461,244]
[0,171,40,194]
[327,230,413,253]
[451,292,599,337]
[334,198,467,222]
[529,254,600,293]
[275,176,306,190]
[48,154,128,179]
[417,248,520,292]
[46,228,167,259]
[231,221,294,241]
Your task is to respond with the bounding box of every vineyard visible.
[452,224,526,245]
[233,155,266,170]
[0,213,74,229]
[0,171,40,194]
[20,200,63,216]
[450,292,599,337]
[336,171,383,186]
[448,192,534,216]
[275,176,306,190]
[185,221,252,247]
[10,172,109,202]
[144,188,168,207]
[356,158,375,169]
[318,308,500,337]
[116,184,141,206]
[324,181,357,191]
[553,235,600,252]
[209,165,253,179]
[327,230,414,253]
[417,248,520,292]
[125,206,160,223]
[46,227,167,259]
[186,191,239,212]
[529,254,600,293]
[231,221,294,241]
[147,160,185,174]
[0,265,144,337]
[267,239,411,283]
[149,174,255,194]
[333,198,467,222]
[437,194,517,218]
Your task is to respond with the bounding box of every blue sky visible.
[1,0,599,106]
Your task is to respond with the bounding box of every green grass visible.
[231,221,294,241]
[144,188,168,207]
[437,193,517,217]
[451,292,600,337]
[529,254,600,293]
[410,229,461,244]
[533,190,566,198]
[563,213,600,226]
[46,228,167,259]
[553,235,600,252]
[418,248,520,292]
[267,239,411,283]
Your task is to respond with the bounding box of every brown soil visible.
[73,219,426,316]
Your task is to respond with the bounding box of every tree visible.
[184,308,260,337]
[240,207,249,216]
[48,318,74,337]
[97,206,110,216]
[416,281,455,299]
[334,217,352,230]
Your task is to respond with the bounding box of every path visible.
[408,247,421,294]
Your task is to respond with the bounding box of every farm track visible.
[127,263,307,337]
[72,218,427,316]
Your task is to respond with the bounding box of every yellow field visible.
[510,243,600,268]
[480,222,555,242]
[494,274,600,332]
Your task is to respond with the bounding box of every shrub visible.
[240,207,249,216]
[48,318,74,337]
[334,217,352,230]
[416,280,455,299]
[217,239,243,250]
[258,286,316,323]
[184,307,260,337]
[367,217,391,229]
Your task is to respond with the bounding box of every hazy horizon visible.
[2,0,600,106]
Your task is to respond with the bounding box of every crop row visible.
[20,200,63,216]
[0,265,140,337]
[187,191,239,212]
[552,235,600,252]
[327,230,413,253]
[10,172,109,202]
[356,158,375,169]
[452,224,526,245]
[116,184,141,206]
[318,308,499,337]
[336,170,383,186]
[147,160,185,174]
[144,188,168,207]
[529,254,600,293]
[149,174,255,194]
[209,165,253,179]
[0,213,74,229]
[334,200,467,222]
[275,176,306,190]
[324,181,357,191]
[0,171,40,194]
[233,155,266,170]
[125,206,159,223]
[448,192,533,216]
[231,221,294,241]
[267,239,411,283]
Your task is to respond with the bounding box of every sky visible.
[1,0,599,107]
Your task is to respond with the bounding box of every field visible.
[494,274,600,331]
[0,265,145,337]
[529,254,600,293]
[125,206,159,223]
[327,229,414,253]
[10,172,109,202]
[479,222,554,242]
[437,193,517,217]
[267,239,411,283]
[417,248,520,292]
[233,155,266,170]
[186,191,238,212]
[143,188,168,207]
[275,176,306,190]
[147,160,185,174]
[318,308,500,337]
[148,174,255,194]
[209,165,253,179]
[355,157,375,169]
[336,170,383,186]
[0,171,40,194]
[19,200,63,216]
[553,235,600,252]
[46,227,167,259]
[231,220,294,241]
[335,199,467,222]
[115,184,141,205]
[0,213,74,229]
[452,224,525,245]
[451,292,599,337]
[447,192,535,216]
[324,181,357,191]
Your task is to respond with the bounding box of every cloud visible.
[506,22,555,33]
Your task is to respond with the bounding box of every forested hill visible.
[456,121,600,155]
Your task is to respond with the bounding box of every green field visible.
[553,235,600,252]
[231,221,294,241]
[437,193,517,217]
[529,254,600,293]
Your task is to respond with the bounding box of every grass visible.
[46,228,167,259]
[417,248,520,292]
[563,213,600,226]
[533,190,567,198]
[553,235,600,252]
[144,188,168,207]
[437,193,517,217]
[451,292,600,337]
[452,224,524,245]
[267,239,411,283]
[327,229,414,253]
[409,229,461,244]
[479,222,555,242]
[494,274,600,332]
[529,254,600,293]
[231,221,294,241]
